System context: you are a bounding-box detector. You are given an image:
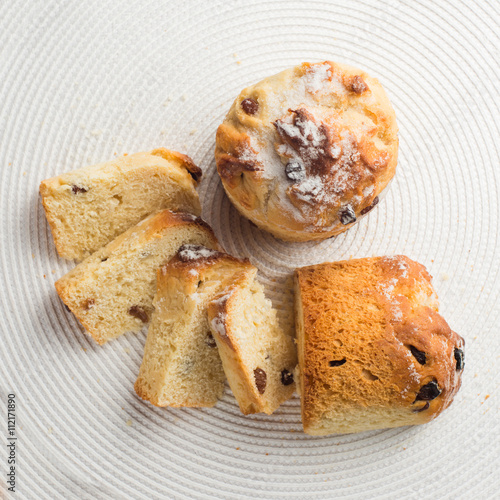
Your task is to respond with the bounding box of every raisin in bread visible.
[55,211,219,345]
[208,279,297,415]
[295,256,465,436]
[40,148,202,260]
[134,246,255,407]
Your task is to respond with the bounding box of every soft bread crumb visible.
[135,247,254,408]
[55,211,219,345]
[40,149,202,260]
[208,278,297,415]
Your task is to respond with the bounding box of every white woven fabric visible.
[0,1,498,498]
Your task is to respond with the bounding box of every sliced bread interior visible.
[208,276,297,415]
[55,211,219,345]
[135,245,255,407]
[40,148,202,260]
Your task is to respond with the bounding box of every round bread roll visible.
[215,61,398,241]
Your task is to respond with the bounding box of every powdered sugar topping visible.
[275,111,362,213]
[377,276,403,322]
[210,314,227,338]
[209,291,234,338]
[226,62,388,227]
[292,176,324,203]
[363,185,375,197]
[177,244,219,262]
[238,135,260,163]
[180,213,198,221]
[303,62,332,93]
[275,114,327,155]
[382,256,410,279]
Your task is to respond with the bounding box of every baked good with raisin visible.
[55,211,219,345]
[40,148,202,260]
[207,275,297,415]
[215,61,398,241]
[135,246,255,408]
[295,256,465,435]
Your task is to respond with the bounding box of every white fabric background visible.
[0,1,498,498]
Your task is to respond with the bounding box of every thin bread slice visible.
[135,246,255,407]
[55,211,219,344]
[208,279,297,415]
[295,256,465,436]
[40,148,202,260]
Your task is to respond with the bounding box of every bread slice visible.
[295,256,465,436]
[134,246,255,407]
[40,148,202,260]
[207,279,297,415]
[55,211,219,345]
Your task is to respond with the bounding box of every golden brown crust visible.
[215,61,398,241]
[215,126,262,181]
[99,212,218,259]
[150,148,202,184]
[160,244,248,279]
[295,256,464,435]
[154,244,253,316]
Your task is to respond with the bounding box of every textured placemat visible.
[0,1,498,498]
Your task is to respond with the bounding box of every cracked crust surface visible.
[215,61,398,241]
[295,256,464,435]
